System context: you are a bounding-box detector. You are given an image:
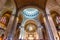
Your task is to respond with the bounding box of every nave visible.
[0,0,60,40]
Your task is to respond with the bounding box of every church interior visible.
[0,0,60,40]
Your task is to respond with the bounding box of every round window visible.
[23,8,39,18]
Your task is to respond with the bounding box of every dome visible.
[23,8,39,18]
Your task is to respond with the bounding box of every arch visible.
[14,0,47,10]
[50,11,60,26]
[50,10,60,40]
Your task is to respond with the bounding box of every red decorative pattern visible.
[0,17,6,24]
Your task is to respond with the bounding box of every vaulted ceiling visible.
[14,0,47,10]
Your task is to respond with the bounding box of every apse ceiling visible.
[14,0,47,10]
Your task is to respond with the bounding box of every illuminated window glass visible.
[23,8,39,18]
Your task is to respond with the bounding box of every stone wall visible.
[0,0,7,10]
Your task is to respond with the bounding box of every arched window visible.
[50,11,60,29]
[50,11,60,38]
[0,11,12,38]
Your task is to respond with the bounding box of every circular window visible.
[23,8,39,18]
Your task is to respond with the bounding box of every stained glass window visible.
[23,8,39,18]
